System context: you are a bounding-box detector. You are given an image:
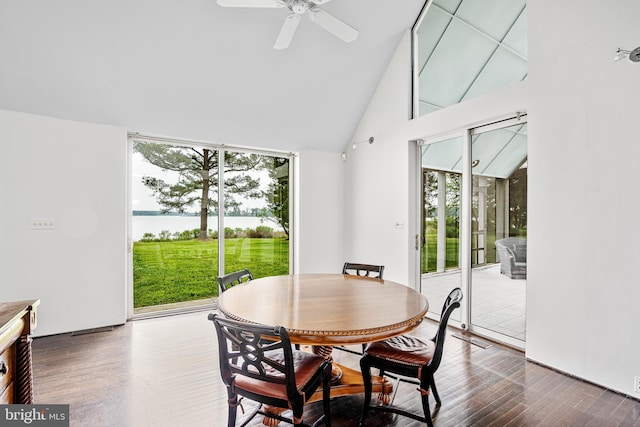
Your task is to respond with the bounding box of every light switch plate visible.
[31,218,56,230]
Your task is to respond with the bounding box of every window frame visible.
[127,133,295,319]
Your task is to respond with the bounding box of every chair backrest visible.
[342,262,384,279]
[430,287,462,371]
[209,313,299,400]
[217,268,253,294]
[495,237,527,262]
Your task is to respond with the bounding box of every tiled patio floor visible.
[421,263,526,341]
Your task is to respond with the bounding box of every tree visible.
[423,169,461,238]
[508,167,527,235]
[134,142,262,240]
[259,156,290,238]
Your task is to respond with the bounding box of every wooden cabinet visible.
[0,300,39,404]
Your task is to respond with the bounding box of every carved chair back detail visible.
[209,313,332,427]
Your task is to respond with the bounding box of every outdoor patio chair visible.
[209,313,332,427]
[359,287,462,427]
[495,238,527,279]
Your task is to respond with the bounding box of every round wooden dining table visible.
[218,273,428,345]
[217,273,429,412]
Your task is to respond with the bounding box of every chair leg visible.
[430,376,441,406]
[322,367,332,427]
[359,358,373,426]
[420,393,434,427]
[227,391,238,427]
[292,404,304,426]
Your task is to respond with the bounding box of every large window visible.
[129,136,292,315]
[413,0,527,117]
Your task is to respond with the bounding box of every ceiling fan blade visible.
[274,14,301,49]
[308,8,358,43]
[216,0,284,7]
[308,0,334,4]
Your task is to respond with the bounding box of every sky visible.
[131,152,272,212]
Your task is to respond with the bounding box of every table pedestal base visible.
[308,363,391,402]
[261,364,392,425]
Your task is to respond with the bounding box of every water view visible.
[131,215,283,241]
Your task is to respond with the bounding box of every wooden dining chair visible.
[336,262,385,356]
[359,288,462,427]
[209,313,332,427]
[342,262,384,279]
[217,268,253,295]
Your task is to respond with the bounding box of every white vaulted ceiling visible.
[0,0,425,153]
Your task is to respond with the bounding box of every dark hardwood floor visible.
[31,310,640,426]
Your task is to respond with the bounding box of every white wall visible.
[295,150,344,274]
[344,0,640,398]
[525,0,640,397]
[344,30,415,285]
[0,110,127,337]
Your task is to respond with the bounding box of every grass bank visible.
[133,238,289,308]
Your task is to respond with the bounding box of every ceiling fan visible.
[216,0,359,49]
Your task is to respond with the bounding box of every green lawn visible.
[421,233,498,273]
[133,238,289,308]
[421,233,460,273]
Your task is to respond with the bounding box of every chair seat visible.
[234,351,326,401]
[366,335,435,365]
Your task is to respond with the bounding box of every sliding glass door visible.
[130,137,292,316]
[222,152,290,279]
[470,121,527,342]
[418,116,527,346]
[419,134,463,323]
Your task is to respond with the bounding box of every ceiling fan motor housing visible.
[290,0,309,14]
